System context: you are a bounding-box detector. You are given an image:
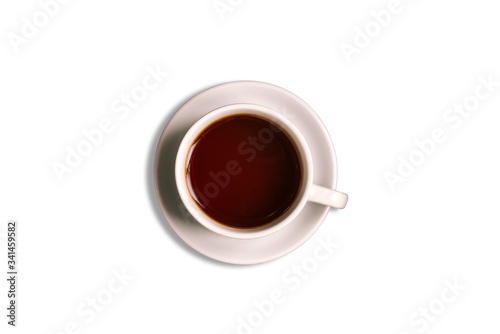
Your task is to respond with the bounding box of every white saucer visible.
[154,81,339,264]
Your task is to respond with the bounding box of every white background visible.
[1,0,500,333]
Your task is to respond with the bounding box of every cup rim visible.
[175,103,314,239]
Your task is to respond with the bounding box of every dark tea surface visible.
[186,114,302,229]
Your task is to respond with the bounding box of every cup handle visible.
[309,184,348,209]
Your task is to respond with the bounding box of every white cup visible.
[175,103,348,239]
